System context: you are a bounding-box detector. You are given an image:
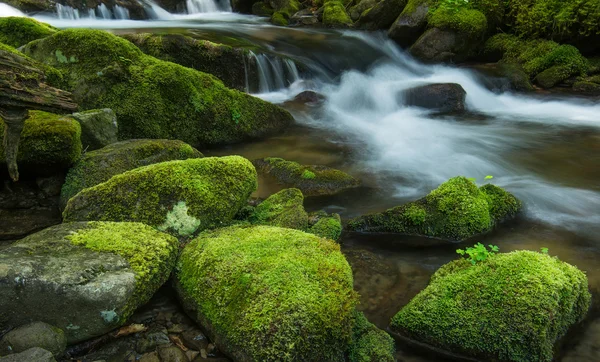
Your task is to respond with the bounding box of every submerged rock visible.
[174,225,358,361]
[347,177,521,241]
[63,156,257,237]
[23,29,293,148]
[402,83,466,113]
[0,17,55,48]
[390,251,591,362]
[0,347,55,362]
[0,222,178,343]
[249,188,308,230]
[0,322,66,357]
[71,108,118,151]
[60,139,203,209]
[253,157,360,196]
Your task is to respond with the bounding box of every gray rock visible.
[71,109,118,151]
[409,28,458,63]
[349,0,378,22]
[402,83,466,113]
[0,322,66,357]
[356,0,407,31]
[0,347,56,362]
[388,3,429,48]
[136,328,170,354]
[181,329,208,351]
[158,345,189,362]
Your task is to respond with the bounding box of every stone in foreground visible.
[390,251,591,362]
[0,347,55,362]
[0,322,66,357]
[402,83,466,113]
[0,222,178,343]
[174,225,358,361]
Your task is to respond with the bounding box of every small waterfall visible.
[57,4,80,19]
[143,0,174,19]
[186,0,232,13]
[56,3,131,20]
[0,3,25,17]
[114,6,130,19]
[248,52,301,93]
[97,4,112,19]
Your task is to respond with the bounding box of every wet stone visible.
[158,345,189,362]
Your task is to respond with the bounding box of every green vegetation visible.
[63,156,257,237]
[391,250,591,361]
[309,213,343,241]
[175,225,358,361]
[0,17,56,48]
[429,6,487,37]
[67,222,178,322]
[349,311,396,362]
[60,139,202,209]
[456,242,499,264]
[323,1,353,26]
[249,188,309,230]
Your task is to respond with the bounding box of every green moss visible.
[323,1,353,27]
[428,7,487,37]
[271,11,289,26]
[0,17,56,48]
[22,29,293,148]
[175,225,358,361]
[391,251,591,362]
[573,80,600,94]
[309,213,342,241]
[349,312,395,362]
[347,177,521,241]
[67,221,178,322]
[0,110,81,174]
[60,139,203,209]
[253,157,360,196]
[62,156,258,237]
[249,188,308,230]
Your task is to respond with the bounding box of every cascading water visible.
[247,51,301,93]
[56,3,131,20]
[186,0,232,13]
[0,3,25,17]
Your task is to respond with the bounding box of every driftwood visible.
[0,49,77,181]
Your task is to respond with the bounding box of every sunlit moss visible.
[249,188,308,230]
[0,17,55,48]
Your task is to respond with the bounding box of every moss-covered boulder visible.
[350,311,395,362]
[309,212,342,241]
[249,188,308,230]
[253,157,360,196]
[174,225,358,361]
[22,29,293,148]
[0,222,179,343]
[71,108,118,151]
[60,139,203,209]
[390,250,591,361]
[347,177,521,241]
[63,156,257,237]
[388,0,429,48]
[355,0,407,31]
[323,1,353,27]
[122,33,250,91]
[0,17,55,48]
[0,110,81,177]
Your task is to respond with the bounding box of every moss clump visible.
[347,177,521,241]
[253,157,360,196]
[323,1,353,27]
[0,110,81,175]
[60,139,203,209]
[271,11,289,26]
[174,225,358,362]
[309,213,342,241]
[22,29,293,148]
[350,311,395,362]
[534,65,573,88]
[390,251,591,362]
[249,188,308,230]
[428,7,487,37]
[67,221,178,322]
[63,156,257,237]
[0,17,56,48]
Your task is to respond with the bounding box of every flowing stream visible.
[2,3,599,360]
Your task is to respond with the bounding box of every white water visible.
[0,3,24,17]
[186,0,231,13]
[248,51,301,93]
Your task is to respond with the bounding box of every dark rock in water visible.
[290,9,319,26]
[0,322,66,357]
[349,0,378,22]
[347,177,521,241]
[388,3,429,48]
[60,139,203,210]
[0,347,55,362]
[535,65,573,89]
[355,0,407,31]
[158,345,190,362]
[293,90,325,104]
[71,109,118,151]
[251,1,274,16]
[402,83,466,113]
[0,222,178,343]
[253,157,360,196]
[573,81,600,95]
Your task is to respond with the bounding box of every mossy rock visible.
[271,11,289,26]
[0,222,178,343]
[347,176,521,241]
[60,139,203,209]
[349,311,395,362]
[71,108,118,151]
[428,7,487,39]
[253,157,360,196]
[0,110,81,177]
[249,188,308,230]
[534,65,573,89]
[0,17,55,48]
[323,1,353,27]
[22,29,293,148]
[173,225,358,361]
[390,251,591,362]
[573,80,600,95]
[63,156,257,237]
[355,0,408,30]
[308,212,342,241]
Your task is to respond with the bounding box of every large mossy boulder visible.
[174,225,359,361]
[388,0,429,48]
[60,139,203,209]
[390,251,591,361]
[22,29,293,148]
[0,17,56,48]
[63,156,257,237]
[323,1,353,27]
[249,188,309,230]
[253,157,360,196]
[347,177,521,241]
[0,110,81,177]
[0,222,178,343]
[355,0,407,31]
[122,33,250,91]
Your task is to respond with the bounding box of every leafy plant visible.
[456,243,499,265]
[439,0,470,13]
[541,247,549,254]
